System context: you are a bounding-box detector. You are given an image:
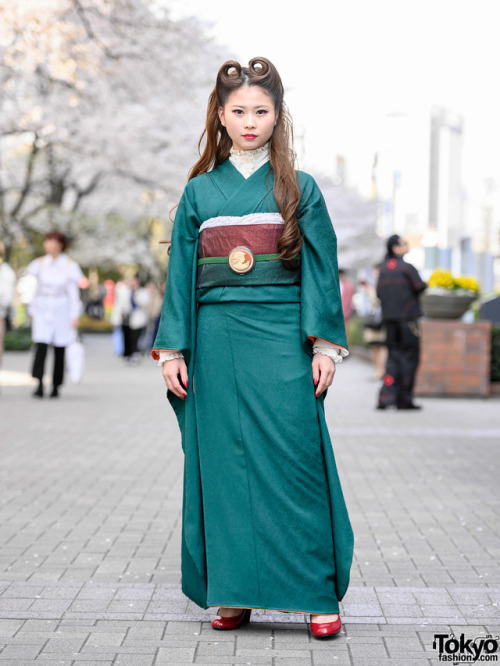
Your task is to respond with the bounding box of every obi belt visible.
[196,213,301,289]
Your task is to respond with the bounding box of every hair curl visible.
[189,57,302,269]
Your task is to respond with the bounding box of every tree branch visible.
[71,0,118,60]
[9,137,41,219]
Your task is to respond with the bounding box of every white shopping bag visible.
[66,334,85,383]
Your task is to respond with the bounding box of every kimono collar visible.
[229,143,270,179]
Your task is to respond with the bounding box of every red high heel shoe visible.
[310,614,342,638]
[211,608,252,630]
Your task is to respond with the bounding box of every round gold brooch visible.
[228,246,255,274]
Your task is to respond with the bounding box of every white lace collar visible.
[229,143,270,179]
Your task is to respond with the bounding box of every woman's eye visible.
[257,110,268,115]
[232,109,244,115]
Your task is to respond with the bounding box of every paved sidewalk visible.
[0,334,499,665]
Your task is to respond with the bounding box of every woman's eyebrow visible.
[230,104,271,109]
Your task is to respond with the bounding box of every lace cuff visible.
[157,350,184,366]
[312,339,349,364]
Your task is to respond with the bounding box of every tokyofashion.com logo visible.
[433,633,499,663]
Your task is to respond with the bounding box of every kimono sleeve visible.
[298,173,348,351]
[151,183,200,361]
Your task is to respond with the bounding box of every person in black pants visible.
[376,235,427,410]
[27,231,83,398]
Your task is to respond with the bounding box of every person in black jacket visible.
[376,235,427,410]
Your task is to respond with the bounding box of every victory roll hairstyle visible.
[189,57,302,269]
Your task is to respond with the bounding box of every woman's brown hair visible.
[189,57,302,269]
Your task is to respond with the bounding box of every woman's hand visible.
[312,354,336,398]
[71,319,79,329]
[162,357,189,399]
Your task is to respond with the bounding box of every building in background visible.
[373,106,499,292]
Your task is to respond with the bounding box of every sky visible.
[169,0,499,204]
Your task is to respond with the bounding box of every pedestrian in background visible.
[153,57,352,638]
[28,231,83,398]
[357,264,387,380]
[338,268,355,333]
[111,273,151,364]
[0,241,17,385]
[376,235,427,410]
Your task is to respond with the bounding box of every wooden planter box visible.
[415,320,492,397]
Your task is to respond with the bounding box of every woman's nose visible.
[244,115,256,128]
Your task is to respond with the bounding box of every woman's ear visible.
[218,106,226,127]
[274,110,279,126]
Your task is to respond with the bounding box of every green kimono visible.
[152,160,353,613]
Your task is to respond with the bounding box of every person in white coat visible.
[28,231,83,398]
[0,242,17,381]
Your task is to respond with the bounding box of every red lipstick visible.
[243,134,257,139]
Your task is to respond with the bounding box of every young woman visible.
[152,58,353,638]
[28,231,83,398]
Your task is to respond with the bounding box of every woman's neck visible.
[229,143,270,179]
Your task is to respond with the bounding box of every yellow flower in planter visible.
[455,275,480,293]
[428,268,480,293]
[428,269,455,289]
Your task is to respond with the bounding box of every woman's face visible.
[44,238,64,256]
[218,85,278,152]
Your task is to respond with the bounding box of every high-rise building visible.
[427,107,464,272]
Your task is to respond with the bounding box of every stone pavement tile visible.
[0,598,33,611]
[155,646,196,662]
[376,588,416,604]
[418,605,464,617]
[0,618,24,637]
[82,645,156,656]
[311,652,352,665]
[70,663,114,666]
[1,584,44,598]
[127,624,166,639]
[114,657,155,666]
[114,586,154,601]
[450,589,495,604]
[41,634,88,652]
[27,570,67,582]
[164,622,202,636]
[382,604,424,618]
[0,643,42,659]
[38,585,83,599]
[247,639,309,652]
[4,630,64,645]
[348,643,389,658]
[63,611,144,621]
[107,599,150,613]
[41,654,117,662]
[0,662,74,666]
[18,619,58,632]
[268,625,310,641]
[30,598,73,613]
[76,584,119,600]
[189,658,270,666]
[85,631,126,647]
[197,640,235,655]
[343,616,383,624]
[152,588,186,602]
[59,621,97,630]
[69,599,111,612]
[340,603,383,617]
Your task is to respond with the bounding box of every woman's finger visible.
[315,362,336,397]
[163,363,188,399]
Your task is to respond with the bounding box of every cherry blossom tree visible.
[0,0,223,271]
